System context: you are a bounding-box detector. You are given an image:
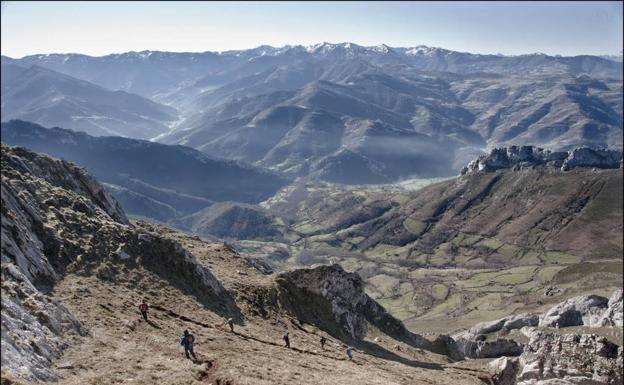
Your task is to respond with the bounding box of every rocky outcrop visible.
[597,289,623,327]
[450,288,623,361]
[448,333,524,360]
[1,145,128,381]
[461,146,623,175]
[539,294,610,327]
[516,329,622,385]
[1,144,225,382]
[489,329,623,385]
[489,356,520,385]
[449,313,537,359]
[274,264,431,349]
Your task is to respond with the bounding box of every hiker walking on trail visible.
[346,346,353,360]
[180,330,197,359]
[283,332,290,348]
[139,300,149,322]
[320,336,326,350]
[227,318,234,332]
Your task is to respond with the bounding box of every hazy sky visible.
[1,1,622,58]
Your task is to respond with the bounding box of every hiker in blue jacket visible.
[180,330,197,359]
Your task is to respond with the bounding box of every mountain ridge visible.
[0,120,289,220]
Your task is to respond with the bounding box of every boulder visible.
[517,330,622,385]
[489,356,520,385]
[539,294,609,327]
[596,289,623,327]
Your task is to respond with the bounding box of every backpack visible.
[139,303,148,312]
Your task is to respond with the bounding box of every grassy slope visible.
[34,221,491,385]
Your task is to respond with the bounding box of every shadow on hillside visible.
[146,319,162,329]
[118,229,245,323]
[354,340,444,370]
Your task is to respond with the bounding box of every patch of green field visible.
[513,280,540,292]
[293,222,323,235]
[430,253,451,267]
[543,251,582,265]
[307,241,335,250]
[308,233,337,242]
[554,260,623,284]
[451,233,466,246]
[454,254,475,265]
[335,223,362,236]
[431,284,449,300]
[518,251,542,265]
[284,233,301,243]
[391,194,411,205]
[399,282,414,295]
[496,244,521,259]
[368,274,401,297]
[366,243,400,257]
[376,291,419,321]
[454,279,490,289]
[465,257,487,268]
[492,270,535,285]
[339,258,363,272]
[346,236,365,245]
[418,293,463,319]
[402,218,426,234]
[409,267,468,280]
[536,266,566,284]
[477,238,503,250]
[457,234,482,247]
[410,253,429,265]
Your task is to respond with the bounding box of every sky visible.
[1,1,622,58]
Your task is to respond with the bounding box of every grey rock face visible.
[489,356,520,385]
[562,148,624,171]
[461,146,623,175]
[448,332,524,360]
[276,264,371,341]
[275,264,430,349]
[1,144,127,381]
[1,144,225,382]
[449,313,538,359]
[597,289,623,327]
[539,294,609,327]
[517,329,622,385]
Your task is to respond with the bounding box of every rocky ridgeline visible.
[1,144,224,382]
[451,290,623,361]
[490,330,622,385]
[461,146,623,175]
[274,264,433,349]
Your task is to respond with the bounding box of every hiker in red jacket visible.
[139,300,149,321]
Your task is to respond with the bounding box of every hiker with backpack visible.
[346,346,354,360]
[180,330,197,359]
[320,336,326,350]
[227,318,234,332]
[283,332,290,348]
[139,300,149,322]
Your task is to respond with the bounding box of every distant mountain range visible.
[2,43,622,184]
[0,120,288,221]
[1,61,178,139]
